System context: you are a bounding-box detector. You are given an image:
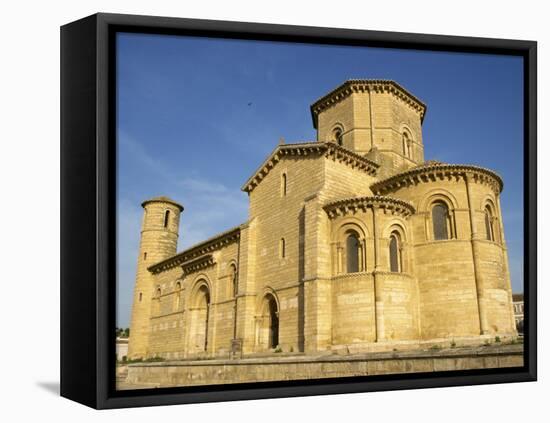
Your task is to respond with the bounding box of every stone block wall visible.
[317,94,357,147]
[145,241,240,359]
[128,199,182,359]
[331,273,376,344]
[376,272,419,341]
[414,240,481,338]
[122,344,524,389]
[315,86,425,177]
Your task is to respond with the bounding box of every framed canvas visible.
[60,12,537,409]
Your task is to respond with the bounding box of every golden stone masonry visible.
[124,80,520,386]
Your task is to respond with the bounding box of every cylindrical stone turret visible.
[127,196,183,359]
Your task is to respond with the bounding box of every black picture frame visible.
[60,12,537,409]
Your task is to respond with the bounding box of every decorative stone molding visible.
[373,271,414,278]
[330,271,372,280]
[310,79,427,129]
[181,255,216,276]
[148,226,241,274]
[242,141,379,193]
[370,163,503,195]
[141,195,184,211]
[323,195,416,219]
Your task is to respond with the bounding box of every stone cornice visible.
[323,195,416,219]
[310,79,427,129]
[370,163,503,195]
[141,196,184,211]
[181,255,215,276]
[148,226,241,274]
[241,142,379,193]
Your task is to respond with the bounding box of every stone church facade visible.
[127,79,517,361]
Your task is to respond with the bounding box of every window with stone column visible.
[389,231,402,272]
[432,202,452,240]
[484,204,498,242]
[346,231,361,273]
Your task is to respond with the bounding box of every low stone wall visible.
[120,344,523,390]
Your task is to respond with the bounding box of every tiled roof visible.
[241,141,379,193]
[323,195,416,218]
[371,162,503,195]
[141,196,184,211]
[148,225,241,274]
[310,79,427,128]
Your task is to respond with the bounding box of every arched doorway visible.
[189,283,210,353]
[257,293,279,350]
[267,296,279,349]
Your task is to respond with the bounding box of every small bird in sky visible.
[247,102,253,106]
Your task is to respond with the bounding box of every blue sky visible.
[116,33,524,327]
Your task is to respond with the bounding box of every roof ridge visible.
[148,224,242,273]
[241,142,379,193]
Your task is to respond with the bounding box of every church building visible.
[127,79,517,360]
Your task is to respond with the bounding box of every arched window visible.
[346,232,360,273]
[402,132,412,159]
[281,173,287,196]
[229,263,238,297]
[432,202,450,240]
[332,127,343,146]
[138,292,142,302]
[174,282,181,311]
[154,286,162,315]
[163,210,170,228]
[280,238,286,259]
[484,206,494,241]
[389,232,402,272]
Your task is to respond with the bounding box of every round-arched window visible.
[484,206,494,241]
[332,127,343,146]
[402,132,409,157]
[389,232,402,272]
[432,202,450,240]
[229,263,238,297]
[281,173,287,196]
[346,232,360,273]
